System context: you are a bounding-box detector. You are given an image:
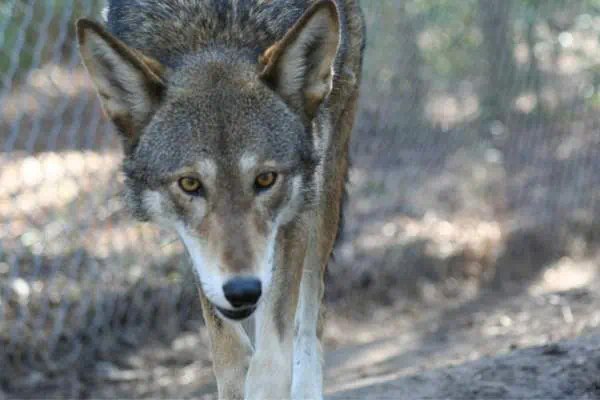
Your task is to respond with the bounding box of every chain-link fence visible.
[0,1,202,396]
[1,0,600,397]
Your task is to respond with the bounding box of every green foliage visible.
[1,0,596,116]
[359,0,595,128]
[0,0,104,88]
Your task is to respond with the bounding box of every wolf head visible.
[77,0,341,320]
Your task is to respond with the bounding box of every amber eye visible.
[254,172,278,191]
[178,177,204,196]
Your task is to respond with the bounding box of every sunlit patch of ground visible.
[530,257,597,295]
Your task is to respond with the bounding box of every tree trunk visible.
[478,0,516,123]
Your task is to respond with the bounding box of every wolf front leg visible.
[291,203,341,400]
[291,230,327,399]
[292,83,360,397]
[244,223,308,400]
[198,290,253,400]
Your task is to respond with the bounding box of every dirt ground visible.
[4,260,598,400]
[325,285,600,400]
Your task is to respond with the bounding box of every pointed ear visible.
[260,0,341,119]
[76,18,166,147]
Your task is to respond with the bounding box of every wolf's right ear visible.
[259,0,341,119]
[76,18,166,146]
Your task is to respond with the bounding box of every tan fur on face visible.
[192,190,277,279]
[163,164,286,282]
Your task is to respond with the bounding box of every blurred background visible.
[1,0,600,398]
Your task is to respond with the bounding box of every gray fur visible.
[77,1,365,398]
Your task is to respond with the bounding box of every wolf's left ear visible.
[76,18,166,148]
[260,0,341,119]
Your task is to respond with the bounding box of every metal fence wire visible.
[1,0,600,397]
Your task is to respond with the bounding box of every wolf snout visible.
[222,277,262,308]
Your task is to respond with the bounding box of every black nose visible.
[222,278,262,308]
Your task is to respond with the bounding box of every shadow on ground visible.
[327,332,600,399]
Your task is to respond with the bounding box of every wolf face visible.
[77,1,341,320]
